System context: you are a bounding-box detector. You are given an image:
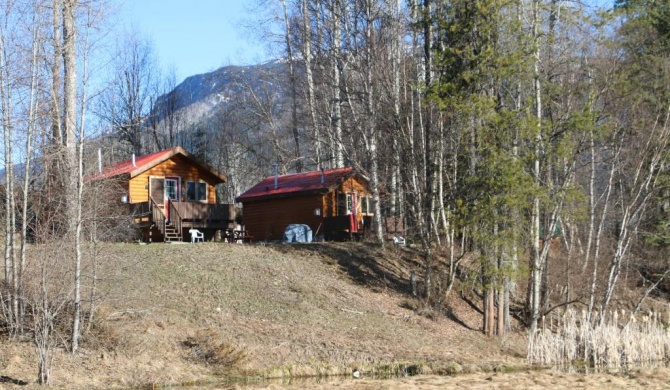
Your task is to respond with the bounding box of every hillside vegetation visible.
[0,242,526,388]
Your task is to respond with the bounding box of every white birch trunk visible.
[586,145,616,323]
[331,0,344,167]
[62,0,81,353]
[281,0,302,172]
[0,19,16,329]
[389,0,402,217]
[599,107,670,319]
[529,0,542,335]
[301,0,321,168]
[19,6,43,329]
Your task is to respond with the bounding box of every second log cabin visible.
[236,167,374,241]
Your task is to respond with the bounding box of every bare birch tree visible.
[330,0,345,167]
[300,0,322,168]
[280,0,303,172]
[0,0,17,332]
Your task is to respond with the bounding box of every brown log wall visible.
[242,194,324,241]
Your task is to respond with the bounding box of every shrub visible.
[183,328,247,373]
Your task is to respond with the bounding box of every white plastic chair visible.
[189,229,204,243]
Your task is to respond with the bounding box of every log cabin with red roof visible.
[92,146,234,242]
[236,167,374,241]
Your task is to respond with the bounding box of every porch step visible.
[164,223,182,242]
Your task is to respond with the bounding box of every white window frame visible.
[165,177,180,201]
[360,196,370,215]
[346,193,355,215]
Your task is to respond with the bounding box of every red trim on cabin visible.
[236,167,358,202]
[88,146,227,183]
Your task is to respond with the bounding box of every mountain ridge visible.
[150,59,289,131]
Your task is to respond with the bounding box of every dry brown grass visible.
[182,328,248,374]
[1,241,669,389]
[0,242,517,388]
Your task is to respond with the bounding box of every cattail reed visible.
[528,308,670,369]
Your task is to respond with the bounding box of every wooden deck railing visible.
[130,201,151,218]
[167,198,183,235]
[135,200,235,235]
[172,203,235,223]
[149,196,166,236]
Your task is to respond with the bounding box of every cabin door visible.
[165,177,181,217]
[149,176,180,218]
[165,178,179,202]
[150,177,164,205]
[349,194,358,233]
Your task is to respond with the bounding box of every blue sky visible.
[118,0,614,84]
[119,0,271,83]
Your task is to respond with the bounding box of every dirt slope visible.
[1,242,525,388]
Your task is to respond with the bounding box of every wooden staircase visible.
[163,221,182,242]
[149,196,184,243]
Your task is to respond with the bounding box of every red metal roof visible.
[236,166,360,202]
[90,146,227,183]
[93,147,178,180]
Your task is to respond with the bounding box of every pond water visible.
[556,359,670,374]
[146,369,421,389]
[236,369,668,389]
[157,363,670,390]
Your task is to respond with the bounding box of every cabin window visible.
[360,196,369,214]
[337,192,357,215]
[186,181,207,202]
[337,193,346,215]
[165,178,179,201]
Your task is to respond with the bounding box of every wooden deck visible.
[323,215,373,241]
[174,202,235,228]
[131,200,235,242]
[323,215,405,241]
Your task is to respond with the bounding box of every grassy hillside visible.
[1,242,526,388]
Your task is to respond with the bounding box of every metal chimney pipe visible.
[132,153,136,168]
[98,148,102,173]
[321,168,325,184]
[273,163,279,189]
